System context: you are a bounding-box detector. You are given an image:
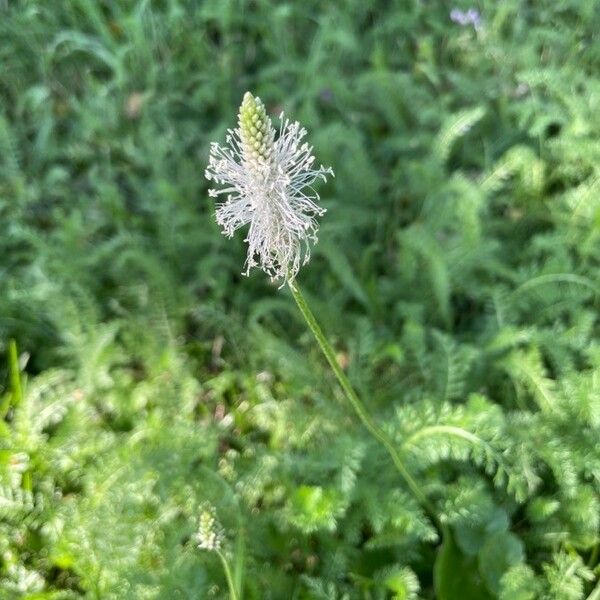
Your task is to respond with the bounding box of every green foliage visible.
[1,0,600,598]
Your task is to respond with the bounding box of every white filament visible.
[205,108,333,283]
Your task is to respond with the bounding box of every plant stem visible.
[288,280,439,526]
[8,339,23,407]
[587,579,600,600]
[588,542,599,569]
[217,550,240,600]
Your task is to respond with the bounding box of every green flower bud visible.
[238,92,275,167]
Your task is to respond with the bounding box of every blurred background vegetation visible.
[1,0,600,598]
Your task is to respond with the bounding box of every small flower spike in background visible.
[195,504,241,600]
[205,92,333,283]
[206,93,439,535]
[195,504,224,552]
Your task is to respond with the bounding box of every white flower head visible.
[205,92,333,283]
[194,503,224,552]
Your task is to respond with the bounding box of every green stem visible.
[587,579,600,600]
[8,339,23,407]
[288,280,439,526]
[217,550,240,600]
[589,542,599,569]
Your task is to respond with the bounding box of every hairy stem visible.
[288,280,439,526]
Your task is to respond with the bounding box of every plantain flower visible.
[205,92,333,283]
[195,504,224,552]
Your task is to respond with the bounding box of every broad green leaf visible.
[434,528,494,600]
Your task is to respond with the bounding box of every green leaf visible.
[478,531,524,594]
[434,528,494,600]
[287,485,344,533]
[454,506,509,556]
[435,106,486,164]
[384,566,420,599]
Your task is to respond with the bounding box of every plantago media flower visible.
[205,92,333,283]
[195,504,224,552]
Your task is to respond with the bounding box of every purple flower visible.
[450,7,482,30]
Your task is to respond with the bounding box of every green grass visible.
[1,1,600,598]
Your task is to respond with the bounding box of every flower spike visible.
[205,91,333,283]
